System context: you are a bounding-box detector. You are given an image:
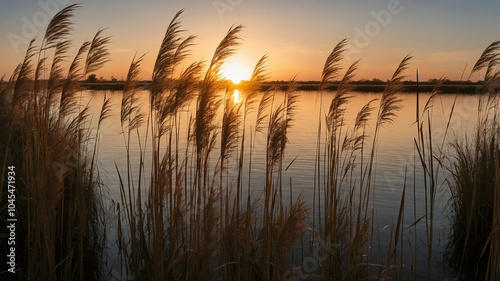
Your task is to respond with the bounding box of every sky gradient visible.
[1,0,499,81]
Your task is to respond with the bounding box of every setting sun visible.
[221,62,252,84]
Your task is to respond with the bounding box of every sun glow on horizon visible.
[222,62,252,84]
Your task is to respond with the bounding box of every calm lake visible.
[84,89,479,279]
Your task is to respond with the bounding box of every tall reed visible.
[313,43,412,280]
[413,73,447,281]
[446,40,500,281]
[0,4,110,281]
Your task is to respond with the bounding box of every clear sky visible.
[1,0,499,81]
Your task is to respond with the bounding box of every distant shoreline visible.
[81,81,483,94]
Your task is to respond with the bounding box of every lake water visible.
[83,89,480,279]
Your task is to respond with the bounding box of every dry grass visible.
[0,4,109,281]
[3,4,500,281]
[113,13,309,280]
[445,41,500,281]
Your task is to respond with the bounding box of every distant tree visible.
[111,76,117,82]
[87,74,97,83]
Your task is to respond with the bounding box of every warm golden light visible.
[222,62,252,84]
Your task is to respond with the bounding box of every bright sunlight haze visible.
[221,61,252,84]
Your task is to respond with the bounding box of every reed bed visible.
[445,41,500,281]
[1,4,500,281]
[114,13,309,280]
[0,4,110,281]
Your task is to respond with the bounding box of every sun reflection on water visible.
[233,89,242,104]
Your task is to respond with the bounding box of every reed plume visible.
[42,4,79,49]
[12,39,36,110]
[156,59,203,137]
[377,55,411,127]
[319,39,347,92]
[326,59,359,132]
[98,94,113,129]
[151,9,188,101]
[47,40,71,106]
[121,53,146,133]
[266,80,298,170]
[255,90,273,135]
[34,56,47,91]
[85,28,112,75]
[353,99,376,146]
[59,41,89,118]
[220,91,242,166]
[171,60,204,111]
[195,25,242,158]
[471,40,500,75]
[244,55,269,111]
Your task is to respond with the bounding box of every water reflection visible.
[84,90,476,279]
[233,89,242,104]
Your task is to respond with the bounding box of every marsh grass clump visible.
[0,4,110,281]
[446,41,500,281]
[114,10,310,280]
[447,123,499,280]
[313,37,413,280]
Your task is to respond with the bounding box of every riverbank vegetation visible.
[0,5,498,281]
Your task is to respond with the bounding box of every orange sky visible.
[1,0,499,82]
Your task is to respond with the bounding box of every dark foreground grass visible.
[446,46,500,280]
[0,4,110,281]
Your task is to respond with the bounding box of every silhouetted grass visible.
[446,41,500,281]
[0,4,109,281]
[2,4,500,281]
[113,11,309,281]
